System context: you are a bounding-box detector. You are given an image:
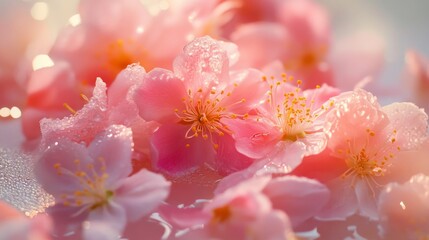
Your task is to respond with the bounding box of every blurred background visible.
[0,0,428,146]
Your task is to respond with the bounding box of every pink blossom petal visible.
[107,64,146,108]
[79,0,149,34]
[378,174,429,239]
[22,108,69,140]
[329,32,384,90]
[40,78,109,145]
[219,69,266,113]
[291,149,347,183]
[151,124,215,176]
[82,220,121,240]
[213,134,254,175]
[354,180,378,220]
[382,102,428,151]
[134,68,186,123]
[316,179,358,221]
[173,36,230,89]
[248,210,294,240]
[263,175,330,228]
[88,201,127,233]
[221,118,281,159]
[26,62,80,109]
[232,22,288,68]
[158,204,209,229]
[114,169,170,221]
[302,84,340,109]
[35,140,93,194]
[87,125,133,187]
[326,89,389,150]
[277,0,330,45]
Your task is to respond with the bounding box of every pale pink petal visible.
[173,36,230,88]
[79,0,149,34]
[248,210,294,240]
[354,180,378,220]
[264,175,330,228]
[219,69,266,113]
[88,201,127,233]
[47,204,87,237]
[114,169,170,221]
[87,125,133,187]
[26,62,80,109]
[326,89,389,150]
[302,84,340,109]
[107,64,146,108]
[82,220,121,240]
[316,179,358,221]
[21,108,69,140]
[277,0,330,45]
[378,174,429,239]
[140,10,192,64]
[35,140,93,194]
[268,141,306,172]
[232,22,288,68]
[382,102,428,151]
[151,124,215,176]
[213,134,254,175]
[40,78,109,145]
[329,32,384,90]
[215,143,305,194]
[134,68,186,123]
[291,149,348,183]
[221,118,281,159]
[385,141,429,184]
[158,204,209,229]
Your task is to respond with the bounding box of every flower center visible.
[53,157,113,211]
[175,88,246,149]
[338,129,400,196]
[262,75,332,142]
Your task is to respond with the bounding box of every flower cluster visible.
[1,0,429,239]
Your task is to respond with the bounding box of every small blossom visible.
[35,125,170,235]
[134,36,266,176]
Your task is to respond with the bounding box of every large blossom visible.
[223,76,338,171]
[299,89,429,220]
[34,125,170,236]
[134,36,266,176]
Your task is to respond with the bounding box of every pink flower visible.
[312,89,428,220]
[134,36,266,176]
[35,125,170,236]
[162,176,294,240]
[378,174,429,239]
[0,201,52,240]
[223,77,339,171]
